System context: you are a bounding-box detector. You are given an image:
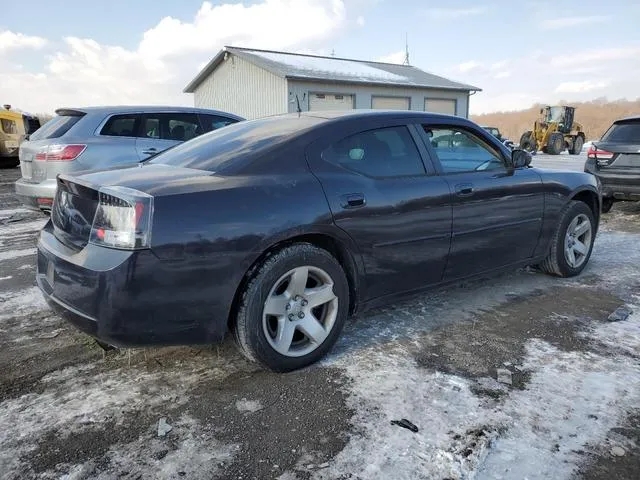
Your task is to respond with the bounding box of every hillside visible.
[471,98,640,143]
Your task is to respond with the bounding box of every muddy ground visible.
[1,161,639,479]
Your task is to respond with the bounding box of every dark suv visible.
[585,116,640,212]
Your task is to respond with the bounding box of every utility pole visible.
[403,33,410,66]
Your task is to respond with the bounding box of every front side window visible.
[101,114,139,137]
[199,114,238,133]
[1,119,18,134]
[322,126,425,178]
[424,126,505,173]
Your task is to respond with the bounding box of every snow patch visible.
[235,398,263,413]
[254,51,408,83]
[316,311,640,479]
[0,286,46,320]
[0,247,36,262]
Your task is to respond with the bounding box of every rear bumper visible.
[36,223,228,347]
[15,178,57,210]
[585,161,640,200]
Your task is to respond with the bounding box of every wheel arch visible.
[569,187,600,230]
[227,230,364,331]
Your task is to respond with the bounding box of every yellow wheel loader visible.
[519,106,585,155]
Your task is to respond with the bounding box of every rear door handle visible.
[455,183,474,197]
[340,193,366,209]
[142,148,158,155]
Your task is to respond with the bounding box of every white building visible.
[184,46,481,120]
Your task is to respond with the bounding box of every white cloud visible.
[0,0,349,113]
[550,46,640,66]
[426,6,487,20]
[376,50,405,64]
[555,80,610,93]
[457,60,482,73]
[356,15,365,27]
[493,71,511,79]
[0,30,47,53]
[540,15,611,30]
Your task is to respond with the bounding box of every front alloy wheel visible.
[564,213,592,269]
[539,200,595,277]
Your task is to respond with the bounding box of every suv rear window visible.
[602,121,640,143]
[101,114,139,137]
[149,115,322,172]
[29,115,83,141]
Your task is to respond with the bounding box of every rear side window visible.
[199,114,239,133]
[29,115,83,141]
[150,115,322,172]
[139,113,201,141]
[101,114,140,137]
[602,122,640,143]
[322,126,425,178]
[1,119,18,134]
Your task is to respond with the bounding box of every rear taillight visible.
[587,144,615,165]
[35,144,86,161]
[89,186,153,250]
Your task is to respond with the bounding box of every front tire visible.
[547,133,564,155]
[601,197,614,213]
[233,243,349,372]
[539,201,595,277]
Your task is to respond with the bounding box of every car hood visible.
[69,163,225,197]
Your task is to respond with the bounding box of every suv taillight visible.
[89,186,154,250]
[587,144,615,165]
[35,144,86,161]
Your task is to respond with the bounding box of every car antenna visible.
[295,94,302,115]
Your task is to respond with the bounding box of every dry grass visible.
[471,98,640,143]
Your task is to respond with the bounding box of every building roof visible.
[184,46,481,94]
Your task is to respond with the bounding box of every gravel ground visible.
[1,158,639,480]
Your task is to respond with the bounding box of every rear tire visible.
[547,133,564,155]
[539,201,595,277]
[233,243,349,372]
[519,131,536,152]
[569,135,584,155]
[0,157,19,168]
[601,197,614,214]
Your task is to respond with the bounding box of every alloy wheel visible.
[564,213,592,268]
[262,266,339,357]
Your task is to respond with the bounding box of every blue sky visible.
[2,0,639,114]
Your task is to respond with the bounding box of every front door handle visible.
[340,193,366,209]
[455,183,474,197]
[142,148,158,155]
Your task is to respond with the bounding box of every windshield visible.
[601,121,640,143]
[149,115,323,172]
[546,107,564,123]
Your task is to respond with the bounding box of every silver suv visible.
[15,106,243,211]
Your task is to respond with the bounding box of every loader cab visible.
[543,106,575,134]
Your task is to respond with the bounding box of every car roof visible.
[614,115,640,123]
[283,109,467,123]
[54,105,244,120]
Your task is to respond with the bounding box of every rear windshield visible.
[29,114,83,141]
[601,122,640,143]
[149,115,322,172]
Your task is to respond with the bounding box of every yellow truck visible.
[0,105,41,167]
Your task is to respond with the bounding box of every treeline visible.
[471,98,640,142]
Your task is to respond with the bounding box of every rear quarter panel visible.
[142,170,339,336]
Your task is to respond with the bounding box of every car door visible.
[418,123,543,280]
[135,112,200,160]
[307,120,452,301]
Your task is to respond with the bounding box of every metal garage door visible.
[425,98,457,115]
[309,93,354,111]
[371,96,410,110]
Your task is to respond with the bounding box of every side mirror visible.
[512,148,532,168]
